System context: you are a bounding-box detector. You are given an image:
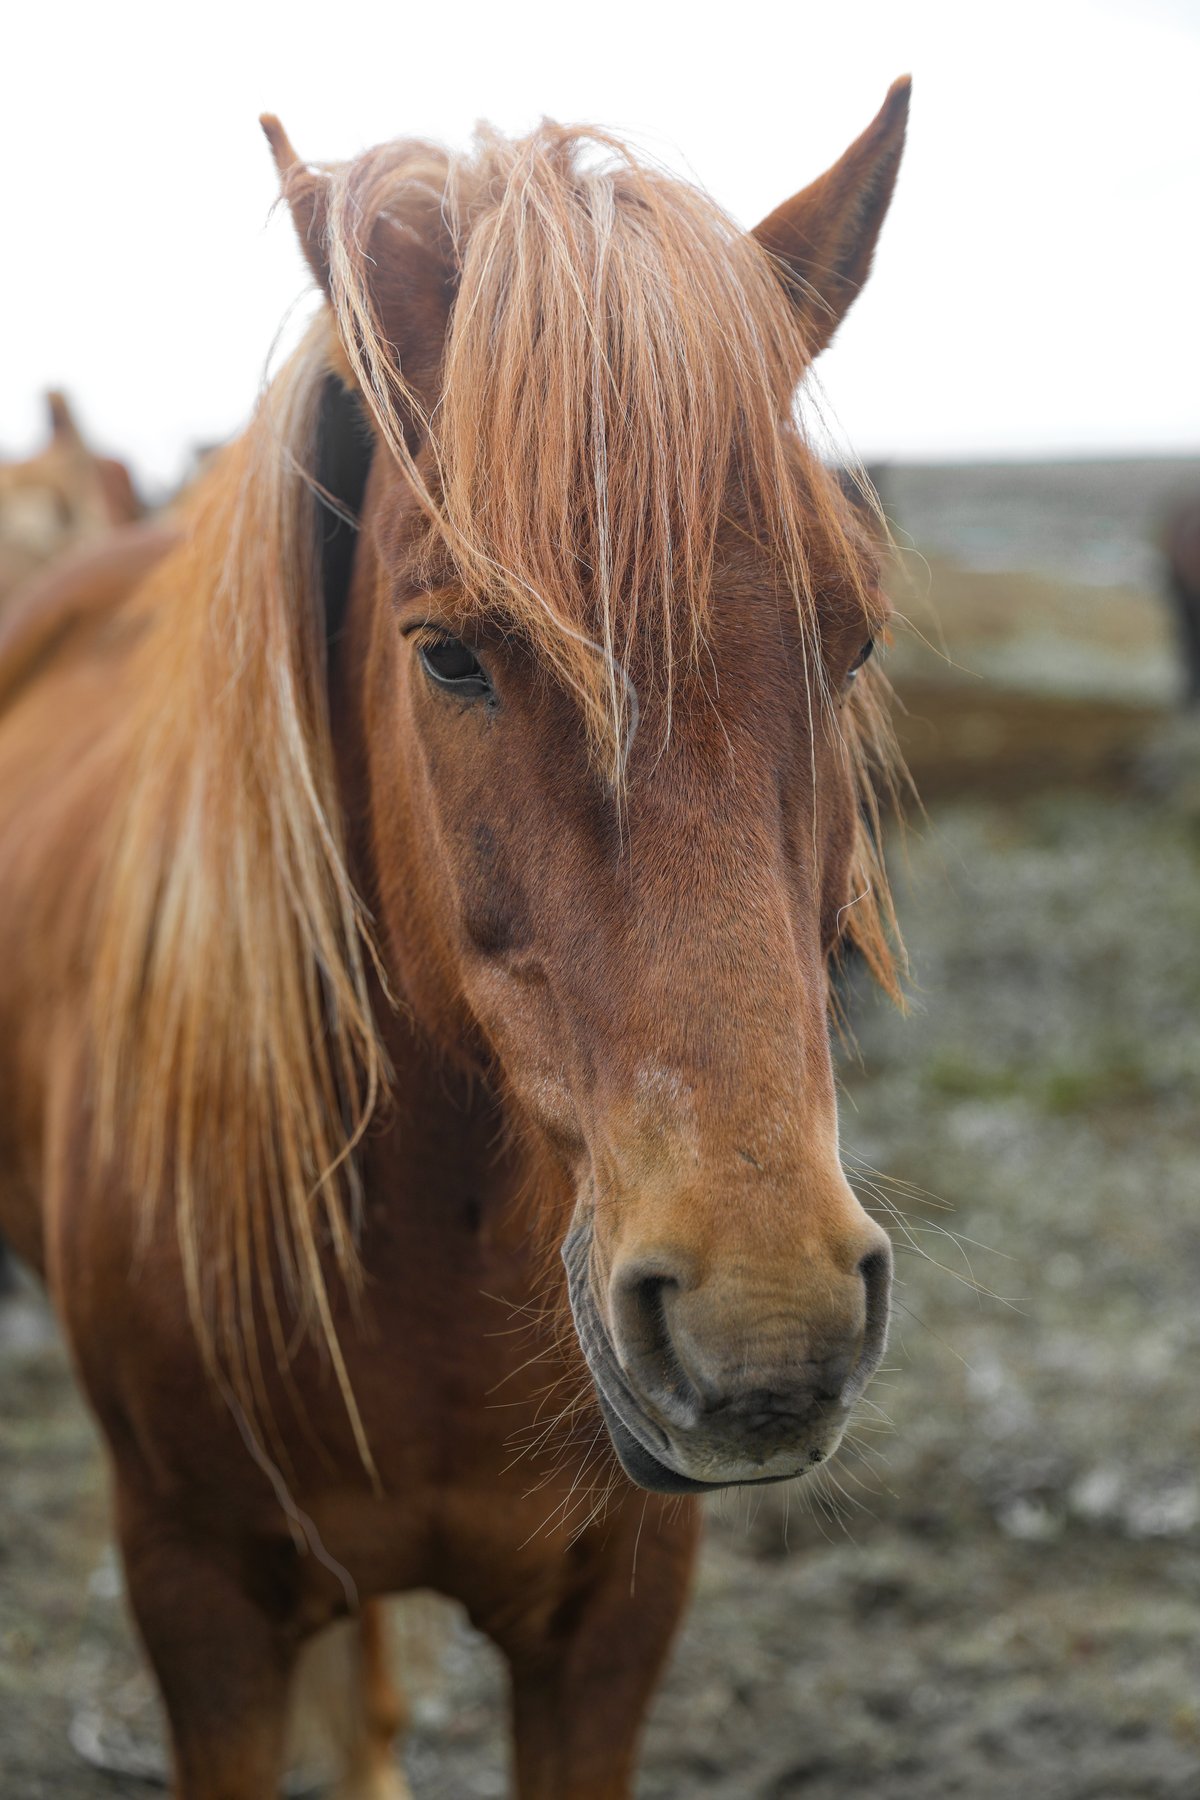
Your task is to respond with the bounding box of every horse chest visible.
[300,1192,603,1609]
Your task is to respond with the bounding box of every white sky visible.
[3,0,1198,493]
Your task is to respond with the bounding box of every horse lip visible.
[560,1219,673,1457]
[595,1390,709,1493]
[595,1388,801,1495]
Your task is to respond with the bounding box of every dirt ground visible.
[3,756,1199,1798]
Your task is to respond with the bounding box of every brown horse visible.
[0,80,910,1798]
[1164,495,1200,707]
[0,390,142,603]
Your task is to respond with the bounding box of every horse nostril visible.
[613,1270,672,1362]
[858,1246,891,1316]
[848,1243,893,1400]
[608,1260,703,1429]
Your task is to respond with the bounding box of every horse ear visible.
[47,391,81,443]
[260,115,453,429]
[753,76,910,359]
[261,114,333,295]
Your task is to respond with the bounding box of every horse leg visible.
[332,1601,412,1800]
[116,1486,299,1800]
[504,1499,700,1800]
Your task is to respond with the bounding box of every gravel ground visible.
[3,772,1199,1798]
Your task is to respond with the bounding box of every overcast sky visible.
[3,0,1198,491]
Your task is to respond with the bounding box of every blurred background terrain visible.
[2,443,1198,1797]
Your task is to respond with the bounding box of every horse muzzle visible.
[561,1217,892,1495]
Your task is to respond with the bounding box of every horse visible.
[1164,495,1200,707]
[0,390,142,605]
[0,78,910,1799]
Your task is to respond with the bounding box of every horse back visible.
[0,521,176,708]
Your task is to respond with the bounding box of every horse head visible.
[266,84,909,1493]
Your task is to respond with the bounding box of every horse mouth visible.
[561,1219,825,1496]
[593,1387,802,1495]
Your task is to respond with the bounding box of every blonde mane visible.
[77,121,902,1444]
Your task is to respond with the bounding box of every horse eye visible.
[848,638,875,677]
[418,636,493,700]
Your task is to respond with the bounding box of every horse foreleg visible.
[331,1601,412,1800]
[504,1498,700,1800]
[116,1486,299,1800]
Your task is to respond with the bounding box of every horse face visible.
[368,506,892,1494]
[291,80,910,1492]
